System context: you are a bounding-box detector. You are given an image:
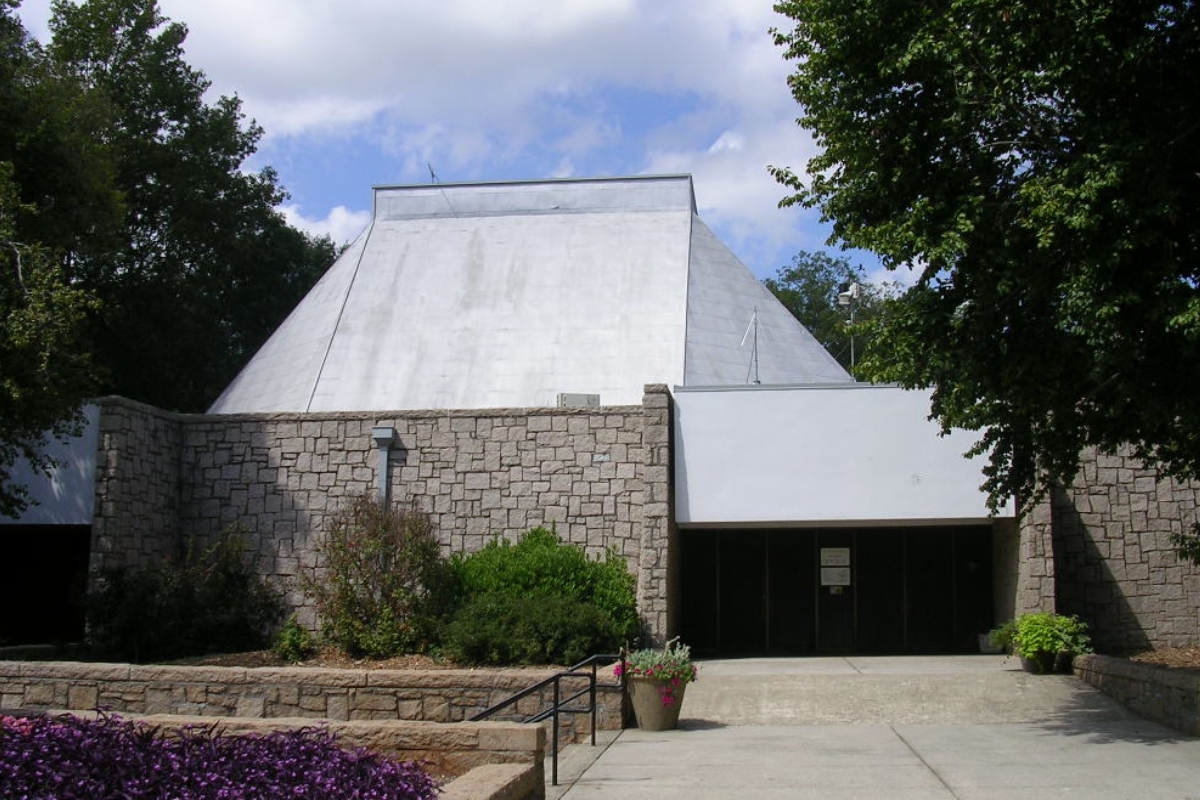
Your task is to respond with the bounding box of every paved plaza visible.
[550,656,1200,800]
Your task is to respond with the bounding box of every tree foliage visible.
[771,1,1200,522]
[1,0,336,515]
[764,250,897,373]
[42,0,336,411]
[0,162,97,518]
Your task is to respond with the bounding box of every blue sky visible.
[18,0,901,284]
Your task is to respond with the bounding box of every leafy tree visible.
[764,250,897,373]
[0,162,97,518]
[1,0,334,512]
[771,1,1200,539]
[42,0,335,411]
[0,4,103,517]
[1,2,123,265]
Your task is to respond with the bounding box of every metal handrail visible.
[469,653,626,786]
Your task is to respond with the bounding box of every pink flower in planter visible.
[621,638,699,710]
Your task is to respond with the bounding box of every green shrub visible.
[451,527,638,641]
[987,619,1018,653]
[988,613,1093,672]
[443,593,621,666]
[272,616,318,663]
[86,525,284,663]
[1012,612,1093,659]
[303,495,455,658]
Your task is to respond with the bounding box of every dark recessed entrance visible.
[679,527,993,656]
[0,525,91,645]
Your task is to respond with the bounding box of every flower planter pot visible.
[978,633,1003,654]
[1019,651,1074,674]
[628,675,687,730]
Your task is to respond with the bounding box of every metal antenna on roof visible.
[741,308,761,385]
[428,162,459,217]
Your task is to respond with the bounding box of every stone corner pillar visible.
[1015,495,1058,614]
[637,384,676,646]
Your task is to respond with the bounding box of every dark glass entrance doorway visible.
[0,525,91,644]
[679,527,993,656]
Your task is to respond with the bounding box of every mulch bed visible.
[1125,646,1200,671]
[171,646,1200,673]
[169,647,558,672]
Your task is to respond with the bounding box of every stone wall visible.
[635,385,674,641]
[1074,653,1200,735]
[0,661,624,744]
[90,398,184,571]
[89,386,675,641]
[1052,447,1200,651]
[1015,500,1058,615]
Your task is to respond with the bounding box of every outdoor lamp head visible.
[371,426,396,449]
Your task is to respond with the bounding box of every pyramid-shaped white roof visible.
[209,175,849,413]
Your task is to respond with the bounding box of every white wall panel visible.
[1,404,99,526]
[674,385,1014,525]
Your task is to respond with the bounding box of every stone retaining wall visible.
[0,662,624,744]
[1074,653,1200,735]
[442,763,541,800]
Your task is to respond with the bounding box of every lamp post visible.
[371,425,397,504]
[836,282,860,370]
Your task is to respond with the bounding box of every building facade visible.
[4,176,1199,653]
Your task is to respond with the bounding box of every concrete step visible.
[679,655,1137,726]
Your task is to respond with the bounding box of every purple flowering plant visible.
[0,711,440,800]
[613,637,698,706]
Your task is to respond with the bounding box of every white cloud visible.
[708,131,745,153]
[16,0,854,278]
[645,112,826,275]
[280,204,371,246]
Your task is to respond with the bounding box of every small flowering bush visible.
[304,494,456,658]
[0,712,440,800]
[614,637,698,706]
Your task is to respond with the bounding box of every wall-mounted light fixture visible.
[371,425,397,504]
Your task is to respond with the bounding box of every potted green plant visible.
[615,637,698,730]
[987,618,1018,654]
[989,613,1092,674]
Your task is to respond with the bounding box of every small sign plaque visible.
[820,547,851,567]
[821,566,851,586]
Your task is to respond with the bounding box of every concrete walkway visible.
[549,656,1200,800]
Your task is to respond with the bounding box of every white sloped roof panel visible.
[305,204,692,411]
[209,175,846,414]
[684,219,850,386]
[207,230,371,413]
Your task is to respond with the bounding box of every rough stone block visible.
[326,695,350,719]
[476,723,544,754]
[145,687,175,715]
[352,690,399,713]
[441,764,539,800]
[235,695,266,719]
